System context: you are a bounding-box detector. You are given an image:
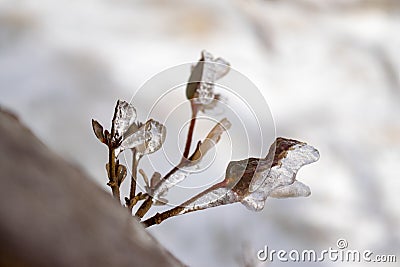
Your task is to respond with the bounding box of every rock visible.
[0,108,184,267]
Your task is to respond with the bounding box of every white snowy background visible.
[0,0,399,266]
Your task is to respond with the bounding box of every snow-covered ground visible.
[1,0,399,266]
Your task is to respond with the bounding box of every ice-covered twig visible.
[91,100,137,200]
[143,137,319,227]
[152,118,231,203]
[91,100,165,204]
[135,118,231,218]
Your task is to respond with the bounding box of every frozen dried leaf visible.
[123,122,140,139]
[141,170,162,195]
[213,57,230,80]
[195,50,230,105]
[225,157,272,193]
[152,170,189,202]
[92,119,105,143]
[118,119,166,156]
[201,51,230,80]
[112,100,136,139]
[150,172,162,189]
[241,138,319,211]
[118,125,146,155]
[186,50,230,104]
[144,119,166,154]
[249,138,317,192]
[191,118,231,162]
[175,138,319,214]
[186,58,204,100]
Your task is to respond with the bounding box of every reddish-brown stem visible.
[182,100,198,160]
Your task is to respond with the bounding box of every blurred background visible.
[0,0,399,266]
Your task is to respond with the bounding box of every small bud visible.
[116,164,127,186]
[92,119,106,144]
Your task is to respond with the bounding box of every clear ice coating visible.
[152,170,189,202]
[118,119,166,156]
[196,50,230,105]
[113,100,136,138]
[249,142,319,193]
[269,180,311,198]
[198,94,225,115]
[144,119,167,155]
[180,187,239,214]
[241,143,320,211]
[119,125,146,154]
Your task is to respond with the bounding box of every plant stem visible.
[142,181,226,227]
[136,101,198,219]
[135,195,153,218]
[142,206,185,227]
[127,149,139,211]
[182,100,198,160]
[108,148,120,201]
[107,101,121,201]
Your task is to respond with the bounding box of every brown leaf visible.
[92,119,105,144]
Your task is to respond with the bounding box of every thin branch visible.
[107,148,120,201]
[182,100,198,160]
[127,148,139,211]
[143,206,185,227]
[126,192,148,210]
[135,194,153,218]
[106,101,122,201]
[142,181,227,227]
